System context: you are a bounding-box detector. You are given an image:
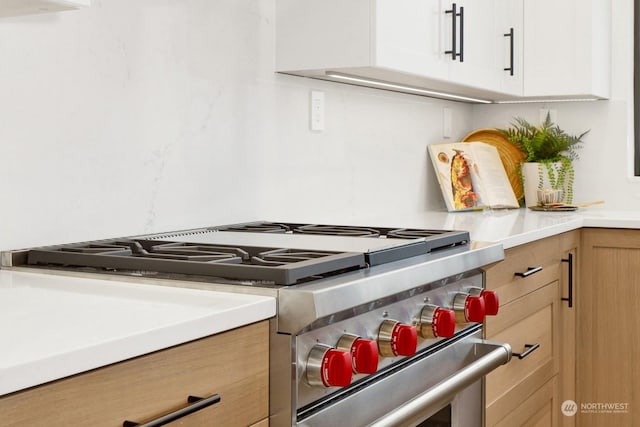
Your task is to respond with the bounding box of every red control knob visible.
[378,319,418,357]
[306,344,352,388]
[481,290,500,316]
[419,305,456,338]
[465,296,485,322]
[337,334,379,374]
[453,293,486,323]
[468,288,500,316]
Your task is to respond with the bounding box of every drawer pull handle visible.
[514,266,543,278]
[123,394,221,427]
[513,343,540,359]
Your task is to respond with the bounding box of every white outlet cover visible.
[310,90,325,132]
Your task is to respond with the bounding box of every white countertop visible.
[0,270,275,397]
[354,207,640,249]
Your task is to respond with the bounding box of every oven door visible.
[414,380,482,427]
[297,327,511,427]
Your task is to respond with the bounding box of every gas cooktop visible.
[12,222,470,286]
[26,239,366,286]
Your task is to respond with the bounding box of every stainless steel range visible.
[2,221,512,426]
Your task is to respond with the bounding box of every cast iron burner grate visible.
[292,224,382,237]
[59,241,248,263]
[214,223,291,233]
[386,229,454,239]
[26,239,366,286]
[252,248,346,266]
[211,222,469,249]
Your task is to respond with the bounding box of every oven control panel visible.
[295,272,500,408]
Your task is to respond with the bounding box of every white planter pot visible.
[521,162,571,207]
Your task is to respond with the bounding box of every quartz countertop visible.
[350,207,640,249]
[0,270,275,397]
[463,208,640,248]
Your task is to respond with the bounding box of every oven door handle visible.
[367,341,512,427]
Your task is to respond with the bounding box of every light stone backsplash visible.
[0,0,634,251]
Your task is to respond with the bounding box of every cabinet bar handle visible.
[514,266,543,278]
[503,27,514,75]
[562,253,574,308]
[458,6,464,62]
[123,394,221,427]
[445,3,458,60]
[513,343,540,359]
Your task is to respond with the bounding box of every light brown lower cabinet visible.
[485,279,560,425]
[578,228,640,427]
[0,320,269,427]
[492,376,558,427]
[557,231,578,427]
[484,231,578,427]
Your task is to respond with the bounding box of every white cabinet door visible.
[447,0,501,92]
[522,0,610,99]
[374,0,449,81]
[495,0,524,95]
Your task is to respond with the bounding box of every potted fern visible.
[498,114,589,207]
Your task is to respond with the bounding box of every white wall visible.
[1,0,635,252]
[473,0,637,210]
[0,0,474,251]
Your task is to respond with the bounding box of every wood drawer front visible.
[0,321,269,427]
[485,237,561,306]
[486,282,559,419]
[490,376,558,427]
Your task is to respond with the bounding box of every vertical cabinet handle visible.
[503,27,514,75]
[445,3,458,60]
[562,253,574,308]
[123,394,221,427]
[458,5,464,62]
[444,3,463,62]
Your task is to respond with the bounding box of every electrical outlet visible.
[310,91,325,132]
[443,108,452,138]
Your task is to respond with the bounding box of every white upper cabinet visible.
[276,0,609,103]
[0,0,89,18]
[276,0,520,103]
[522,0,610,100]
[445,0,500,93]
